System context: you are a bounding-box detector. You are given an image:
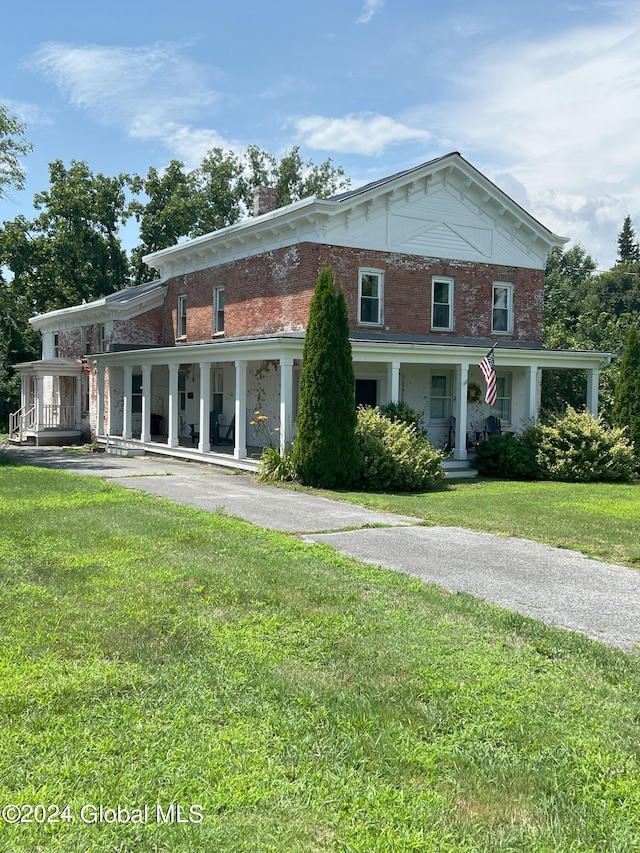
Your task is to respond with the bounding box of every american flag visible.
[479,347,497,406]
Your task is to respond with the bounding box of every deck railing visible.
[9,404,78,440]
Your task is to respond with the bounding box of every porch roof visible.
[14,357,85,376]
[90,334,612,372]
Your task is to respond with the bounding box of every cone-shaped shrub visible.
[292,267,360,488]
[612,326,640,467]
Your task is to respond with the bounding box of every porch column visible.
[20,375,27,411]
[453,362,469,461]
[234,359,247,460]
[96,365,105,436]
[524,365,539,424]
[141,364,152,442]
[122,365,133,440]
[280,356,294,453]
[586,367,599,417]
[387,360,401,403]
[198,361,211,452]
[34,376,43,431]
[75,374,82,430]
[167,363,180,447]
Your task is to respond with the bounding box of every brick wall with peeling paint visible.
[162,242,544,344]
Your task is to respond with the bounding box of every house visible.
[10,152,611,471]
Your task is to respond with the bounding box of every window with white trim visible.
[53,333,59,358]
[492,373,512,422]
[492,283,514,334]
[430,372,453,421]
[213,287,225,334]
[82,327,91,356]
[97,324,105,353]
[178,372,187,411]
[358,269,383,325]
[212,368,224,413]
[177,295,187,338]
[432,277,454,331]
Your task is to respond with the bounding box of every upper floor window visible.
[97,324,105,353]
[177,295,187,338]
[82,327,91,356]
[213,287,225,335]
[358,269,383,326]
[53,333,59,358]
[492,283,514,334]
[432,277,454,331]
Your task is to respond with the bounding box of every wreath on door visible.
[467,382,482,404]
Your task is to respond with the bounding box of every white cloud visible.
[1,97,52,126]
[293,112,430,155]
[420,16,640,267]
[356,0,384,24]
[29,41,236,166]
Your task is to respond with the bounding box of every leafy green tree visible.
[617,215,640,263]
[292,267,359,488]
[2,160,131,312]
[0,104,32,199]
[611,325,640,464]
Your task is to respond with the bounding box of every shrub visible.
[475,430,539,479]
[378,401,420,429]
[257,446,296,483]
[611,325,640,468]
[536,407,635,482]
[355,407,444,491]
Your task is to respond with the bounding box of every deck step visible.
[443,459,478,479]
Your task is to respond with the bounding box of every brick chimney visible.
[252,186,277,217]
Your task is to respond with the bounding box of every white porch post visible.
[387,360,400,403]
[280,356,294,453]
[122,365,133,440]
[96,365,105,436]
[198,362,211,452]
[168,363,179,447]
[453,362,469,461]
[34,376,43,431]
[586,367,599,417]
[234,359,247,459]
[524,365,539,424]
[141,364,152,442]
[75,374,82,430]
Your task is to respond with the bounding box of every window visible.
[177,295,187,338]
[213,287,225,334]
[358,269,383,325]
[132,374,142,414]
[97,324,105,354]
[178,372,187,411]
[430,373,452,421]
[212,368,224,413]
[432,277,454,331]
[82,327,91,356]
[492,283,513,334]
[492,374,512,422]
[53,333,59,358]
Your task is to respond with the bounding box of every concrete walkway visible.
[7,446,640,652]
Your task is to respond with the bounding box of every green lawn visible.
[299,478,640,569]
[1,462,639,852]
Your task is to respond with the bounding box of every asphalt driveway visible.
[7,446,640,651]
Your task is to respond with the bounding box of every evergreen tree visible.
[292,267,359,488]
[617,215,640,263]
[611,325,640,465]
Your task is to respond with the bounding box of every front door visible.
[355,379,377,408]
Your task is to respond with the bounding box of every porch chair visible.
[216,415,235,445]
[445,415,455,452]
[485,415,502,437]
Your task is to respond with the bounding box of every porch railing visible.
[9,404,78,440]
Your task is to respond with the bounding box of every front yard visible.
[0,461,639,852]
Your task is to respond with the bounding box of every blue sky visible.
[2,0,640,269]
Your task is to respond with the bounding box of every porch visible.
[9,358,85,446]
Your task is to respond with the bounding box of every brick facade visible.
[160,242,544,345]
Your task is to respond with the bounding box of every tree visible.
[2,160,131,312]
[292,267,359,488]
[611,325,640,464]
[0,104,32,199]
[617,215,640,263]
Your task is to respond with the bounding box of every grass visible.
[293,478,640,569]
[0,461,639,851]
